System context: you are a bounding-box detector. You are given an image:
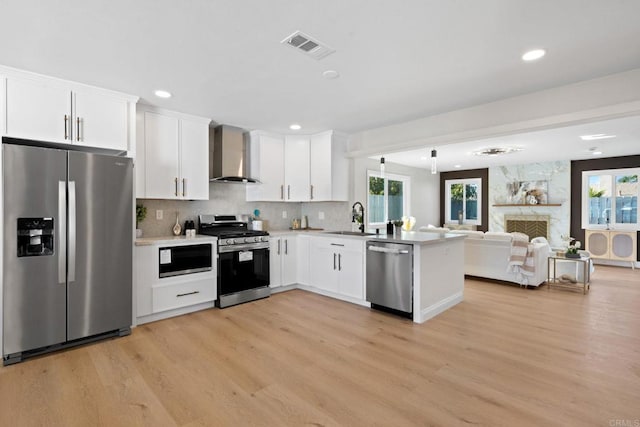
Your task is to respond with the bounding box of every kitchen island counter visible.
[306,230,465,324]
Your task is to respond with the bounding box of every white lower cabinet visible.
[308,236,364,300]
[135,239,217,324]
[270,235,297,288]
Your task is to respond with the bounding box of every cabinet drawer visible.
[314,237,364,253]
[152,277,215,313]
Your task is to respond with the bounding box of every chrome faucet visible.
[352,202,365,233]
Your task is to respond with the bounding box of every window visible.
[582,168,639,229]
[445,178,481,225]
[367,171,410,226]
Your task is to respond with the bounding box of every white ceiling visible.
[376,115,640,172]
[1,1,640,168]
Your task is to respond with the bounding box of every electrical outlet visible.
[282,210,287,219]
[318,211,325,220]
[156,209,163,220]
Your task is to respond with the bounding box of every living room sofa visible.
[447,230,551,287]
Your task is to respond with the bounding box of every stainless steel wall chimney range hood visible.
[209,125,259,183]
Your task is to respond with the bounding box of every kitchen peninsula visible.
[271,230,466,324]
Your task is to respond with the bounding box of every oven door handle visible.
[218,242,270,253]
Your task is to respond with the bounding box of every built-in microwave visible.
[158,243,212,278]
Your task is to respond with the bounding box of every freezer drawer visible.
[366,241,413,314]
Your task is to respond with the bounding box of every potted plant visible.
[565,239,581,258]
[136,204,147,238]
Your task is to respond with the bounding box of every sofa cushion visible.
[449,230,484,239]
[510,232,530,242]
[484,231,513,241]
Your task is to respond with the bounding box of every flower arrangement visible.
[565,239,581,258]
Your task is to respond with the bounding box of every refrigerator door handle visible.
[58,181,67,284]
[68,181,77,283]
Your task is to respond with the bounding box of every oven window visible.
[218,248,269,294]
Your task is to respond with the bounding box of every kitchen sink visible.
[323,231,378,236]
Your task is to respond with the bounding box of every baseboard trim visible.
[417,291,464,324]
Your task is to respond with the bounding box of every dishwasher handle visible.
[367,245,410,255]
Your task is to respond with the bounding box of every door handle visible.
[76,117,81,141]
[182,178,187,197]
[177,290,199,297]
[338,253,342,271]
[310,184,314,200]
[64,115,69,140]
[280,185,284,200]
[333,253,336,270]
[68,181,77,283]
[277,239,281,255]
[174,177,179,197]
[288,185,291,200]
[58,181,66,284]
[284,239,288,255]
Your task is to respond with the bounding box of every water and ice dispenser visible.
[17,218,54,257]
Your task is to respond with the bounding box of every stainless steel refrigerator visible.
[2,140,133,364]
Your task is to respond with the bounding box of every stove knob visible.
[253,236,260,243]
[226,239,234,245]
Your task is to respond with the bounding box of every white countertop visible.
[135,235,218,246]
[270,229,465,245]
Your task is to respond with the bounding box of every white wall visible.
[352,157,439,229]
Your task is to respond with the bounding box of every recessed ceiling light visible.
[289,124,301,130]
[322,70,340,79]
[592,151,603,155]
[454,164,462,168]
[420,156,428,160]
[522,49,546,61]
[154,90,172,98]
[580,134,616,141]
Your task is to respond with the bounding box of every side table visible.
[547,254,592,294]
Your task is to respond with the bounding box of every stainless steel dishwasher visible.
[366,241,413,317]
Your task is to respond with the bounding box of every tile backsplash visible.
[136,183,351,237]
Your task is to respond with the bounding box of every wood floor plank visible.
[1,265,639,426]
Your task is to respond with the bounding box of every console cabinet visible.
[586,229,637,267]
[1,67,136,152]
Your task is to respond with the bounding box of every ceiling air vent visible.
[281,31,335,60]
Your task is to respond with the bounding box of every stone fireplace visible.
[504,214,550,240]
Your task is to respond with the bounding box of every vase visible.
[393,225,402,237]
[565,252,580,259]
[135,229,143,238]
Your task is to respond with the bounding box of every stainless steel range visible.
[199,214,270,308]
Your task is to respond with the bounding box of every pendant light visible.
[431,148,437,174]
[380,156,385,177]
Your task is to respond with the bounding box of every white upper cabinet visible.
[73,89,129,150]
[284,135,310,201]
[247,129,348,202]
[246,131,285,201]
[1,67,136,152]
[310,131,348,201]
[179,118,209,200]
[137,105,210,200]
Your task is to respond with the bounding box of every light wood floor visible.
[1,266,639,426]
